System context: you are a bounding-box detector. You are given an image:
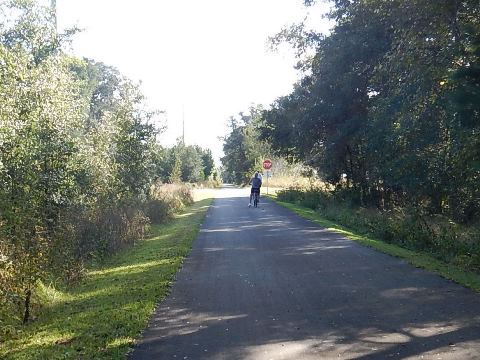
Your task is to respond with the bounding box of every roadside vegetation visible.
[0,0,217,338]
[222,1,479,279]
[220,107,315,186]
[271,188,480,289]
[0,196,213,360]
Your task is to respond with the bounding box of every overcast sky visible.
[57,0,332,164]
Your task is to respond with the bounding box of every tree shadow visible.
[129,195,480,359]
[3,198,214,359]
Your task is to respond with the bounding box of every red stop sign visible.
[263,159,272,170]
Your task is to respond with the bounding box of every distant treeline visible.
[260,0,479,223]
[0,1,214,326]
[221,107,272,184]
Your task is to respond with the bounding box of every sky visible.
[56,0,333,165]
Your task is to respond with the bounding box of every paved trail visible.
[130,186,480,359]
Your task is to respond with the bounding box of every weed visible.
[0,198,213,359]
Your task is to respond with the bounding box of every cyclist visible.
[248,171,262,207]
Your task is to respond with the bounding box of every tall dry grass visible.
[146,183,193,223]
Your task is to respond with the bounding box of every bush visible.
[1,184,194,330]
[146,183,193,224]
[277,186,480,273]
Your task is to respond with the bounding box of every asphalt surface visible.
[129,186,480,359]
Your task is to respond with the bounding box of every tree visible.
[0,0,84,323]
[198,147,215,179]
[261,0,480,218]
[153,141,214,183]
[222,107,271,184]
[0,0,164,325]
[112,82,157,199]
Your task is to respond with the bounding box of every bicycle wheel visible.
[254,193,258,207]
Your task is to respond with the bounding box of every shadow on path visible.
[130,190,480,360]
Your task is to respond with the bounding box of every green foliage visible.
[199,147,215,178]
[0,198,213,360]
[146,183,194,223]
[0,0,86,325]
[261,0,480,223]
[221,107,272,184]
[220,107,313,186]
[271,195,480,292]
[155,141,214,183]
[277,187,480,273]
[0,0,214,330]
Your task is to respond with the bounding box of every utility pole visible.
[51,0,57,33]
[182,105,185,146]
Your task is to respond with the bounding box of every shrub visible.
[277,187,480,273]
[1,183,194,330]
[146,183,193,224]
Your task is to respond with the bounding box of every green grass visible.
[1,198,214,360]
[268,195,480,292]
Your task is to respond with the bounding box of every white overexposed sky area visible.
[56,0,333,164]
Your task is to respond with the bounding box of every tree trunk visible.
[23,288,32,324]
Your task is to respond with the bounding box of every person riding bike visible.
[248,171,262,207]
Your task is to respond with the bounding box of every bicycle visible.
[253,191,260,208]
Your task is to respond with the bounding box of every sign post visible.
[262,159,272,194]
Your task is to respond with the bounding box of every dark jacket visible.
[251,177,262,189]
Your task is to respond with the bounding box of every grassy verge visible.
[1,197,214,360]
[268,195,480,292]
